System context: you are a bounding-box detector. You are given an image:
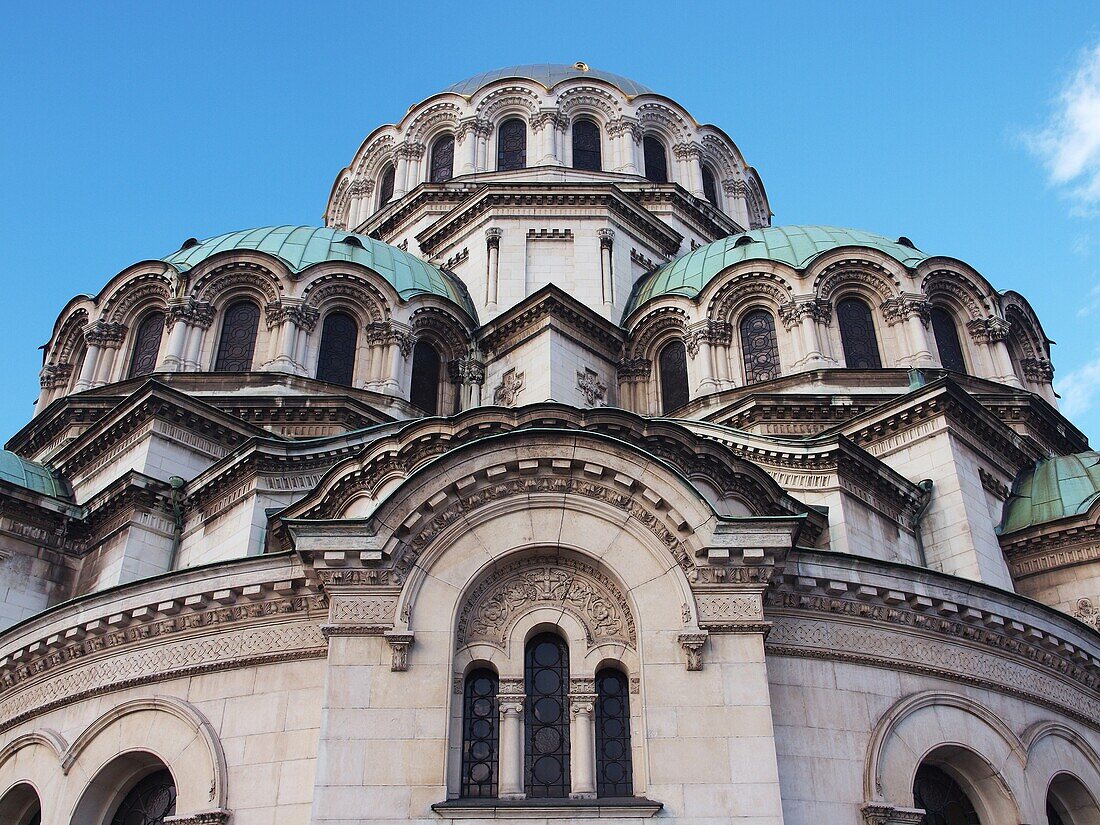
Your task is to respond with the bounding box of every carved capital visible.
[450,356,486,385]
[672,142,703,160]
[860,802,925,825]
[84,320,127,348]
[1021,356,1055,383]
[485,227,503,249]
[384,631,414,672]
[616,356,652,382]
[880,297,932,327]
[678,631,708,671]
[779,299,831,330]
[568,693,598,718]
[39,362,74,389]
[966,315,1011,344]
[723,178,748,197]
[598,228,615,249]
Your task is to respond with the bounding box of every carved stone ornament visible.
[860,803,925,825]
[598,228,615,249]
[456,555,636,650]
[966,315,1011,344]
[449,356,485,385]
[677,631,708,671]
[384,631,414,672]
[616,356,652,382]
[778,299,831,330]
[879,297,932,327]
[493,368,525,406]
[485,227,503,248]
[164,811,233,825]
[1074,597,1100,631]
[1021,356,1055,383]
[576,368,607,407]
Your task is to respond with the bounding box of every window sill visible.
[431,798,663,819]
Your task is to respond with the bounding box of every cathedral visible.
[1,62,1099,825]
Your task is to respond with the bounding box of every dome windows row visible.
[362,118,731,216]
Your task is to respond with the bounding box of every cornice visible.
[476,284,626,357]
[413,184,683,257]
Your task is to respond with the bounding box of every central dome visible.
[440,63,655,99]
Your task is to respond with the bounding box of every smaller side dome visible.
[624,225,930,318]
[0,450,72,500]
[999,451,1100,533]
[163,226,476,319]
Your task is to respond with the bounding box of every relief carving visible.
[456,555,635,650]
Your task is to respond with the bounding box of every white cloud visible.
[1026,42,1100,212]
[1076,281,1100,317]
[1056,354,1100,418]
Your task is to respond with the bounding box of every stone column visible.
[782,300,832,368]
[476,121,490,172]
[598,229,615,308]
[72,338,101,392]
[967,316,1021,387]
[458,119,479,174]
[485,228,502,309]
[83,322,125,387]
[450,355,485,410]
[498,679,526,800]
[882,297,933,367]
[569,689,598,799]
[161,304,190,371]
[674,143,705,196]
[609,118,640,174]
[382,323,413,395]
[393,144,411,198]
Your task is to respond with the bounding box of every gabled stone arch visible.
[626,305,689,359]
[301,273,389,324]
[101,271,172,326]
[556,85,622,122]
[407,101,463,145]
[634,102,692,143]
[922,268,992,322]
[354,133,397,178]
[865,690,1024,823]
[705,271,795,324]
[191,260,283,309]
[475,85,541,121]
[813,259,903,304]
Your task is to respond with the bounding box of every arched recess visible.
[0,730,66,825]
[60,696,228,822]
[0,782,41,825]
[866,691,1024,824]
[1025,722,1100,825]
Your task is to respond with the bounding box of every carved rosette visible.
[456,555,636,651]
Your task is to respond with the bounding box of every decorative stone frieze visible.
[860,803,925,825]
[456,555,636,650]
[164,811,233,825]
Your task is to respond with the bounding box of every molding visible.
[431,799,663,819]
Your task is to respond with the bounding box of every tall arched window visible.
[409,340,441,414]
[316,311,358,386]
[109,769,177,825]
[837,297,882,369]
[430,134,455,182]
[127,310,165,378]
[1047,799,1066,825]
[572,119,601,171]
[378,163,396,207]
[913,764,981,825]
[497,119,527,171]
[525,633,570,798]
[461,668,500,798]
[643,136,668,183]
[658,339,690,413]
[214,300,260,372]
[930,306,967,373]
[702,165,719,207]
[740,309,781,383]
[595,667,632,797]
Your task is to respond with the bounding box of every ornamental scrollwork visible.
[456,555,636,650]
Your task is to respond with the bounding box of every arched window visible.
[497,119,527,171]
[572,119,601,171]
[837,297,882,369]
[658,339,689,413]
[409,340,441,414]
[702,165,719,207]
[127,310,165,378]
[1047,799,1066,825]
[109,769,177,825]
[740,309,781,383]
[461,668,500,798]
[525,633,570,798]
[913,764,981,825]
[316,311,358,386]
[643,136,668,183]
[0,783,41,825]
[214,300,260,373]
[430,134,455,182]
[378,163,396,207]
[930,306,967,373]
[595,667,632,797]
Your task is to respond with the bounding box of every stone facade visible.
[0,64,1097,825]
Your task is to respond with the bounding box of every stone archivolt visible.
[456,555,636,650]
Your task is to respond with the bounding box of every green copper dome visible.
[624,225,930,317]
[442,64,654,99]
[999,451,1100,533]
[0,450,71,500]
[164,226,476,319]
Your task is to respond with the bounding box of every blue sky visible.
[2,2,1100,443]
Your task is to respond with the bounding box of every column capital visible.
[880,296,932,328]
[598,228,615,249]
[485,226,503,247]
